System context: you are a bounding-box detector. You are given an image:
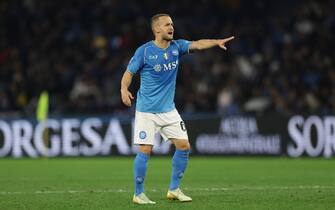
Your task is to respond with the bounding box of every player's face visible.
[157,16,174,41]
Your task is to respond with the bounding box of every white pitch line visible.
[0,185,334,196]
[184,185,335,191]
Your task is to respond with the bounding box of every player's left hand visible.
[218,36,235,50]
[121,89,134,107]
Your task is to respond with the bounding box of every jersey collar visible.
[151,40,171,50]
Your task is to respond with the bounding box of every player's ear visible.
[153,24,160,34]
[152,25,156,34]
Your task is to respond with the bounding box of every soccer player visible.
[121,13,234,204]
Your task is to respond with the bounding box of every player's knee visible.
[181,143,191,150]
[174,140,190,150]
[139,145,153,154]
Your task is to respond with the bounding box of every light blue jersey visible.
[127,39,191,113]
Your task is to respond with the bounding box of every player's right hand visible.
[121,89,134,107]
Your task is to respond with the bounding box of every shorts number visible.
[180,121,186,131]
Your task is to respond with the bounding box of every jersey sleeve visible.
[127,47,144,74]
[175,39,191,56]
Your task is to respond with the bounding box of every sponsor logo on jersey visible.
[172,50,179,56]
[154,64,161,72]
[163,60,179,71]
[148,55,158,59]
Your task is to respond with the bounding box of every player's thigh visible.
[160,122,188,140]
[158,110,189,143]
[134,111,156,146]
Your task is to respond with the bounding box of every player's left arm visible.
[189,36,235,51]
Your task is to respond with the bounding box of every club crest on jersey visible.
[163,52,169,60]
[172,50,179,56]
[154,64,161,72]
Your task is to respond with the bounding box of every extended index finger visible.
[223,36,235,42]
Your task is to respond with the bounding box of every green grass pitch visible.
[0,157,334,210]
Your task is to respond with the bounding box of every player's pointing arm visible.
[189,36,235,51]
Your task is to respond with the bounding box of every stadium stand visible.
[1,0,334,116]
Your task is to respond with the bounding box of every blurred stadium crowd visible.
[0,0,334,116]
